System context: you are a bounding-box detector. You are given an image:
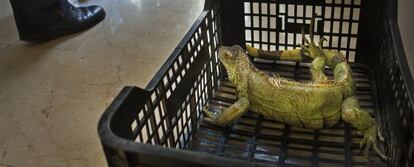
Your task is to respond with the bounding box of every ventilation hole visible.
[270,32,276,43]
[351,23,359,34]
[333,21,340,33]
[253,16,260,28]
[306,6,313,17]
[288,33,294,45]
[341,37,348,48]
[177,75,181,84]
[254,30,260,41]
[342,22,350,33]
[279,4,285,13]
[297,5,304,17]
[325,7,332,18]
[245,16,251,27]
[172,82,177,91]
[262,32,268,42]
[246,30,252,41]
[270,4,276,15]
[244,2,251,14]
[158,127,164,141]
[151,93,157,104]
[323,37,330,47]
[334,7,341,19]
[279,32,286,44]
[348,51,355,62]
[267,17,275,29]
[343,8,351,19]
[315,6,322,15]
[262,44,268,50]
[142,124,149,142]
[253,2,259,14]
[173,62,178,71]
[131,120,138,132]
[324,21,331,33]
[262,16,268,28]
[296,34,302,44]
[261,3,268,14]
[288,5,295,16]
[155,106,161,125]
[353,9,360,20]
[332,36,339,47]
[350,37,357,49]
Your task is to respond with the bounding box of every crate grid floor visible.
[189,62,386,167]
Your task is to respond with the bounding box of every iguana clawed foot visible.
[358,125,389,161]
[300,14,326,59]
[202,106,225,126]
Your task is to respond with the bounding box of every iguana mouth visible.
[219,45,243,59]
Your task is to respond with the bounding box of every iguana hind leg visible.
[310,56,328,82]
[341,96,388,160]
[203,97,250,125]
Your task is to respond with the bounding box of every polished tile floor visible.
[0,0,204,166]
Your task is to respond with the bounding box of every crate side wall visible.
[129,8,223,151]
[362,0,414,166]
[241,0,364,62]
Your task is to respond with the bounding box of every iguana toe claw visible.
[354,131,362,136]
[319,37,327,49]
[378,128,385,142]
[202,106,215,118]
[360,137,367,151]
[203,117,223,126]
[363,136,372,159]
[300,44,309,52]
[301,28,310,45]
[359,126,389,161]
[372,140,389,160]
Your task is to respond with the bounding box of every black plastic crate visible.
[98,0,414,166]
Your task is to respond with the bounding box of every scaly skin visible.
[203,18,388,160]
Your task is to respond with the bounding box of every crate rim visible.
[97,0,414,166]
[98,86,266,167]
[388,20,414,107]
[96,2,262,166]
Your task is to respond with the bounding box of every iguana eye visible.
[226,51,235,58]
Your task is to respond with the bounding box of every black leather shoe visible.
[10,0,106,41]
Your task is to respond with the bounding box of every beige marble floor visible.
[0,0,204,166]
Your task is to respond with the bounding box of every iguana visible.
[202,19,388,160]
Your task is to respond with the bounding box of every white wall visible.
[398,0,414,77]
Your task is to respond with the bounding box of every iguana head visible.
[219,45,250,83]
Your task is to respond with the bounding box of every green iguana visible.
[202,19,388,160]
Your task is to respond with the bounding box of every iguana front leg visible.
[203,97,250,125]
[203,70,250,125]
[310,57,328,82]
[341,96,388,160]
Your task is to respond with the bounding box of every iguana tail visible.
[246,45,304,62]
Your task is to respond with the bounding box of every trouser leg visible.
[9,0,61,35]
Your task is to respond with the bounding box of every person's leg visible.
[10,0,60,33]
[9,0,105,41]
